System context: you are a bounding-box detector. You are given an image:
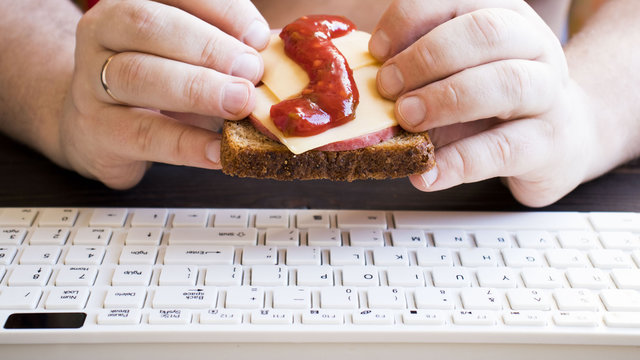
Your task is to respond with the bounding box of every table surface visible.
[1,132,638,212]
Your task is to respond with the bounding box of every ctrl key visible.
[97,309,141,325]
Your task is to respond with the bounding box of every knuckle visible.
[133,116,156,157]
[184,72,211,112]
[199,36,224,69]
[495,61,534,118]
[468,9,510,47]
[413,42,439,76]
[117,55,147,97]
[439,80,464,118]
[125,2,164,42]
[486,130,514,170]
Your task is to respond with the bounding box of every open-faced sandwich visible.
[221,15,435,181]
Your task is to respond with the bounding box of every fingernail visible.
[244,20,270,50]
[379,64,404,98]
[369,29,391,59]
[397,96,426,127]
[421,166,439,188]
[206,139,221,164]
[231,53,262,83]
[222,82,250,115]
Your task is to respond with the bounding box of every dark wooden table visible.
[0,132,638,211]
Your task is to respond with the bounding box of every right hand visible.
[60,0,269,188]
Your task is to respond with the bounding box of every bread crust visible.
[221,119,435,181]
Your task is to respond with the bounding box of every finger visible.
[95,106,224,171]
[369,0,554,61]
[157,0,271,50]
[376,8,547,99]
[394,59,558,132]
[86,0,263,83]
[100,52,255,119]
[161,111,225,132]
[410,119,554,191]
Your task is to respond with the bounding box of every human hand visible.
[60,0,269,188]
[369,0,597,207]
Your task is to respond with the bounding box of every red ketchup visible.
[270,15,359,137]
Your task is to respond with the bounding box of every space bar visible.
[169,228,257,245]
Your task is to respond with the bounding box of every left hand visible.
[369,0,597,207]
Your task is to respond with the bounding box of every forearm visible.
[0,0,81,167]
[564,0,640,179]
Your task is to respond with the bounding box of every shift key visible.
[163,246,234,264]
[169,228,257,245]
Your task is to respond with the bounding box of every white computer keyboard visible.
[0,208,639,360]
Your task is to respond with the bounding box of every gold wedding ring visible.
[100,54,120,103]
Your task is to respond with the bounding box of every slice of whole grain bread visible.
[220,119,435,181]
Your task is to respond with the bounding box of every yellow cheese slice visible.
[261,30,377,101]
[253,65,396,155]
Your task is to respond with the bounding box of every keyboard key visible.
[330,247,365,266]
[502,248,546,267]
[204,265,243,286]
[506,289,552,310]
[403,310,446,325]
[433,230,472,248]
[0,246,17,265]
[119,246,158,265]
[554,289,599,311]
[152,287,216,309]
[599,231,640,250]
[367,287,406,309]
[307,228,341,247]
[148,309,191,324]
[503,311,547,326]
[111,265,153,286]
[337,211,386,229]
[265,228,299,246]
[158,265,197,286]
[20,246,61,265]
[296,211,331,229]
[545,249,590,268]
[610,268,640,290]
[386,267,424,287]
[566,268,610,289]
[414,288,455,310]
[393,211,590,230]
[302,309,343,324]
[272,287,311,309]
[255,211,289,228]
[125,227,164,245]
[460,288,502,310]
[476,267,517,288]
[603,312,640,328]
[130,209,168,227]
[389,229,427,247]
[97,309,141,325]
[0,287,42,309]
[553,311,598,327]
[172,210,209,227]
[296,266,334,286]
[516,230,556,249]
[286,247,321,265]
[588,249,634,269]
[452,310,497,325]
[473,230,512,248]
[163,245,233,265]
[589,212,640,231]
[213,210,249,228]
[341,266,379,286]
[521,268,565,289]
[459,248,499,267]
[45,287,90,310]
[200,309,242,324]
[349,229,384,247]
[352,309,394,325]
[250,265,288,286]
[415,248,453,267]
[0,208,37,227]
[557,231,600,250]
[0,228,27,245]
[89,208,128,227]
[320,287,359,309]
[225,287,264,309]
[56,265,98,286]
[8,265,52,286]
[64,246,106,265]
[29,227,70,245]
[431,267,472,287]
[251,309,292,324]
[103,287,147,308]
[169,228,257,246]
[242,246,277,265]
[73,227,112,245]
[38,208,78,227]
[372,247,409,266]
[600,289,640,311]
